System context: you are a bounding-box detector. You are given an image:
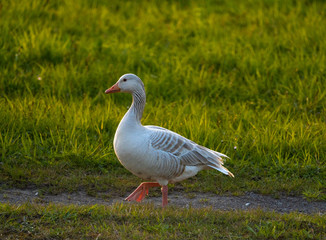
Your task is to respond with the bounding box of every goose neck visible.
[129,89,146,123]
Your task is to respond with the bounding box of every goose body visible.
[105,73,234,207]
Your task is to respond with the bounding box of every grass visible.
[1,0,325,238]
[0,203,325,239]
[0,0,326,201]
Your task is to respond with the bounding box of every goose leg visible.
[161,185,168,207]
[125,182,160,202]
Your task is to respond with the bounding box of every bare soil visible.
[1,188,325,214]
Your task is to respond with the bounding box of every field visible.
[0,0,325,238]
[0,203,325,239]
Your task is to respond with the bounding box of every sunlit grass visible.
[0,202,325,239]
[0,0,325,200]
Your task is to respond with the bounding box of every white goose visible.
[105,73,234,207]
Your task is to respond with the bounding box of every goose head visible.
[105,73,144,94]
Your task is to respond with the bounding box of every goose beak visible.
[105,82,120,94]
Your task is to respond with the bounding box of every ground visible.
[1,188,325,215]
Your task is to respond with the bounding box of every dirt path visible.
[1,189,325,214]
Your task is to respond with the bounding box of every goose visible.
[105,73,234,207]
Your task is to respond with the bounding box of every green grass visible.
[0,203,325,239]
[0,0,325,201]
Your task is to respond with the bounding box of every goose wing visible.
[146,125,233,177]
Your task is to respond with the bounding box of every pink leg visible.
[125,182,160,202]
[161,185,168,207]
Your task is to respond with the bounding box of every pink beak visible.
[105,82,120,94]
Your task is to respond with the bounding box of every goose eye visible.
[123,78,127,82]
